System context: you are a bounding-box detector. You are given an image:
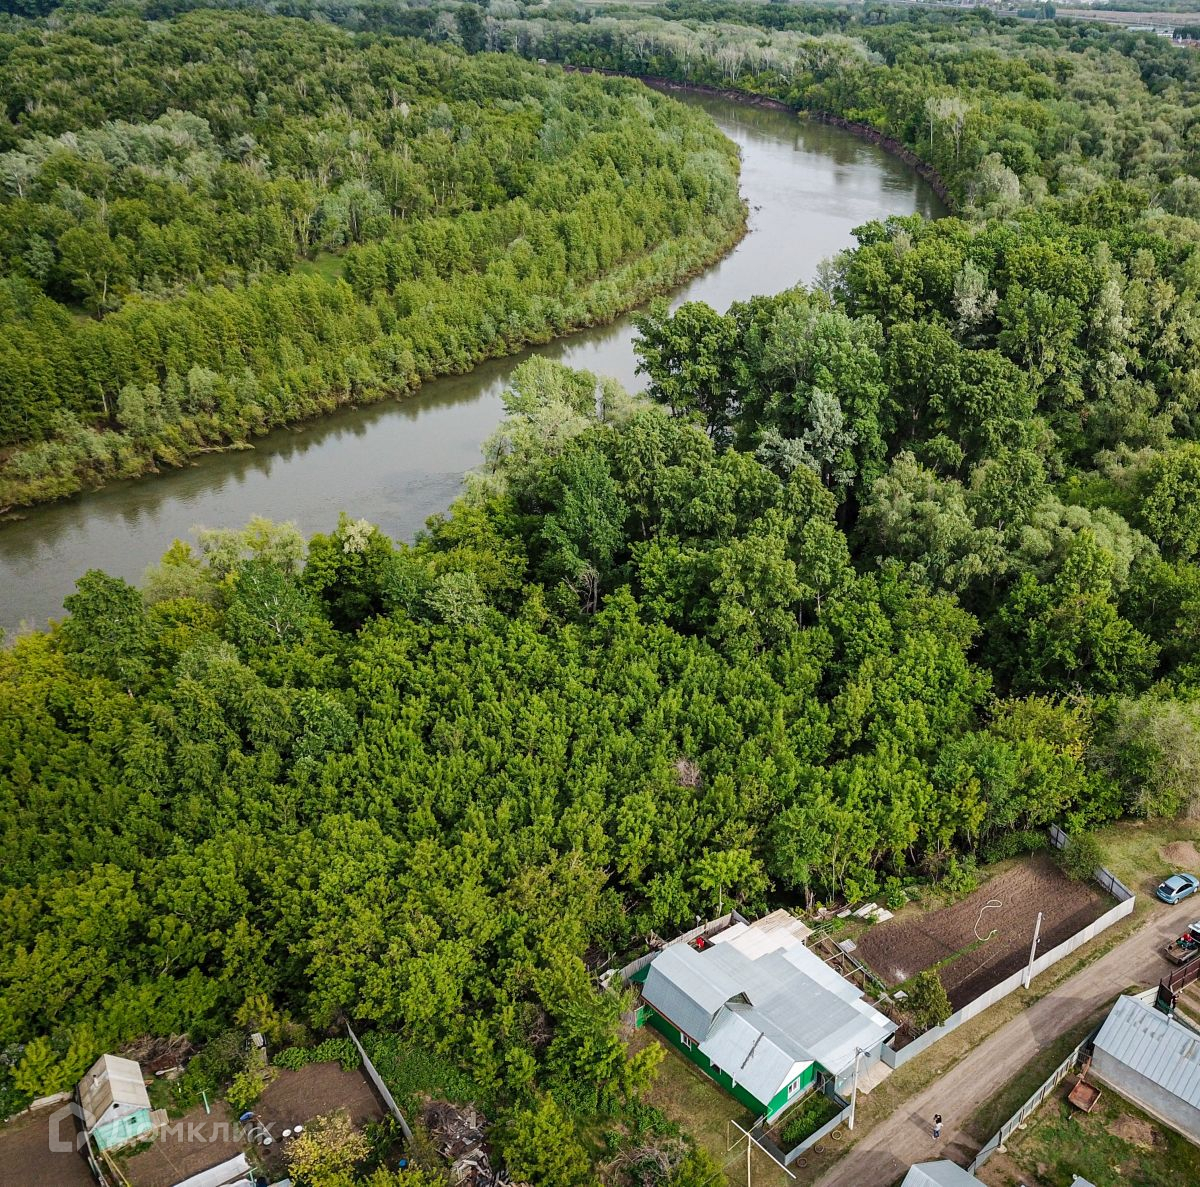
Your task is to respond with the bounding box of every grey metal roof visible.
[642,943,741,1042]
[1094,994,1200,1109]
[640,927,895,1089]
[900,1162,984,1187]
[698,1008,803,1104]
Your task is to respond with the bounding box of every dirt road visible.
[815,901,1182,1187]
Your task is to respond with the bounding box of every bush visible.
[981,829,1045,863]
[227,1065,274,1113]
[272,1038,361,1072]
[940,854,979,900]
[883,876,908,911]
[779,1092,840,1147]
[1054,832,1103,882]
[906,970,953,1031]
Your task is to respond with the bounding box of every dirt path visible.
[815,901,1183,1187]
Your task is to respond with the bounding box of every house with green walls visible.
[78,1054,154,1152]
[638,911,896,1121]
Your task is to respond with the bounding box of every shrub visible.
[1054,832,1103,882]
[940,854,979,900]
[981,829,1045,863]
[272,1038,361,1072]
[779,1092,840,1147]
[883,876,908,911]
[906,970,953,1031]
[227,1066,272,1113]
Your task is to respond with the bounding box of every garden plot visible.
[855,855,1110,1010]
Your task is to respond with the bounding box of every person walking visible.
[932,1114,943,1140]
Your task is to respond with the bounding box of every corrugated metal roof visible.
[79,1054,151,1131]
[641,917,896,1091]
[642,943,744,1041]
[1094,994,1200,1109]
[900,1161,984,1187]
[172,1153,252,1187]
[699,1009,806,1104]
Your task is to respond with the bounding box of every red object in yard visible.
[694,936,708,950]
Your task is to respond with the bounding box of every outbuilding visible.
[78,1054,154,1152]
[900,1163,985,1187]
[1092,993,1200,1144]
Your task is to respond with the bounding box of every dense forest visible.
[5,1,1200,1183]
[0,10,743,506]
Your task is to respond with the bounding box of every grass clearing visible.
[293,251,344,283]
[962,993,1133,1144]
[978,1088,1200,1187]
[1093,819,1200,896]
[629,1028,792,1187]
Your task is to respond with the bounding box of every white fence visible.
[345,1022,413,1142]
[967,1029,1097,1172]
[882,830,1135,1070]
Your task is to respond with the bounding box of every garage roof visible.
[1095,994,1200,1110]
[900,1162,984,1187]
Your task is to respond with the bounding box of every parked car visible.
[1155,873,1200,904]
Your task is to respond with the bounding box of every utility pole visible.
[1024,911,1043,990]
[848,1047,863,1130]
[728,1119,796,1184]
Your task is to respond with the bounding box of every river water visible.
[0,92,944,633]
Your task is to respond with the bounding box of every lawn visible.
[628,1029,793,1187]
[1092,819,1200,896]
[977,1089,1200,1187]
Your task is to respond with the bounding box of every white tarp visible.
[171,1152,252,1187]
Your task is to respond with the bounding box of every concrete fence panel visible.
[345,1022,413,1142]
[884,826,1134,1071]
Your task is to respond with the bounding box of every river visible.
[0,92,945,633]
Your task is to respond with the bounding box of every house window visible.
[787,1076,802,1098]
[680,1034,694,1049]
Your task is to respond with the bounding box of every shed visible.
[78,1054,153,1151]
[1092,994,1200,1144]
[900,1163,984,1187]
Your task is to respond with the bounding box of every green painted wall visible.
[646,1009,768,1115]
[93,1108,152,1151]
[764,1061,816,1120]
[646,1007,815,1120]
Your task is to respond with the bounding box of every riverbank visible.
[0,200,748,514]
[0,94,943,632]
[564,68,956,212]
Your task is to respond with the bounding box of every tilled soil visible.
[856,855,1110,1009]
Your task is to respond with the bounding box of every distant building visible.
[638,910,895,1121]
[78,1054,153,1151]
[901,1163,984,1187]
[1092,994,1200,1143]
